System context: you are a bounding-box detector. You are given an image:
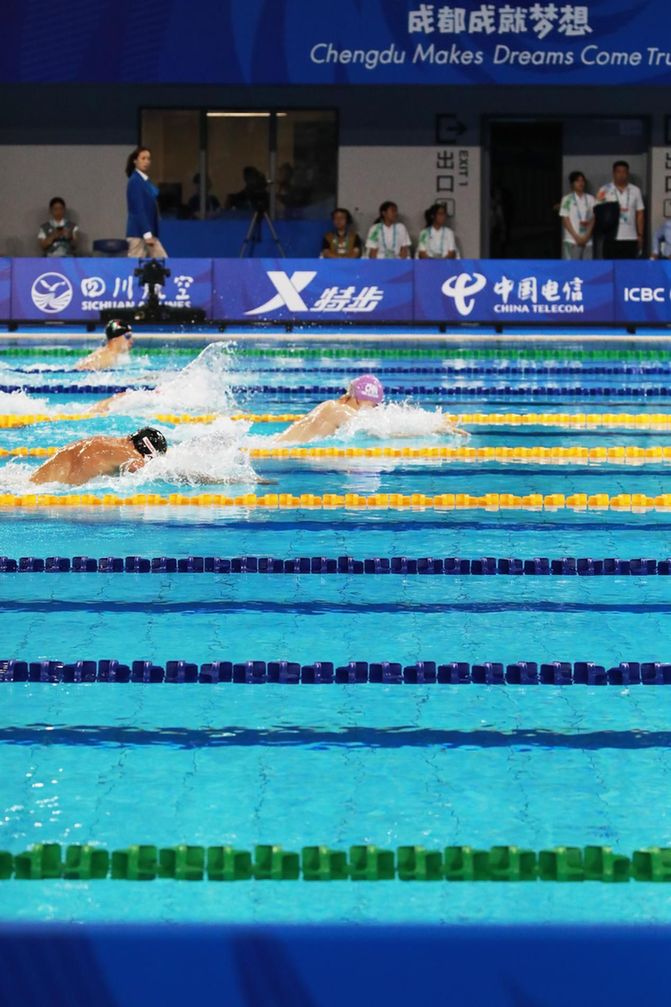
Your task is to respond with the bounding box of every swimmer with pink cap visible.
[275,372,385,444]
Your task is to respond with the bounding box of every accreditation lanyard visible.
[572,194,590,232]
[615,185,630,223]
[380,224,397,258]
[430,227,447,256]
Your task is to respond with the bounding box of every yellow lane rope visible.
[9,444,671,465]
[0,492,670,511]
[3,410,671,429]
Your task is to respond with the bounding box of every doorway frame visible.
[481,113,652,257]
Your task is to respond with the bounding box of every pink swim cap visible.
[349,374,384,404]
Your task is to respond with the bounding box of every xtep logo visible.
[441,272,487,316]
[246,270,317,315]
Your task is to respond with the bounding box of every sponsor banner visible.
[414,259,615,323]
[0,259,10,320]
[213,259,414,321]
[10,259,213,322]
[2,0,671,86]
[614,261,671,323]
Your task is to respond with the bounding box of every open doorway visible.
[488,120,563,259]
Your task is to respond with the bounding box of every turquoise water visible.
[1,338,671,923]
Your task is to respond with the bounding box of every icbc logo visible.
[623,287,667,302]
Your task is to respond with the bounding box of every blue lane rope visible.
[0,384,148,395]
[0,555,668,575]
[7,383,671,397]
[1,658,669,684]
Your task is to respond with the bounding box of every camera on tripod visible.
[99,257,205,326]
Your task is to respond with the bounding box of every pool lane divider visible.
[5,411,671,429]
[12,383,671,397]
[18,364,671,377]
[8,345,671,360]
[12,444,671,465]
[3,659,671,684]
[3,491,671,511]
[2,842,670,882]
[0,555,668,575]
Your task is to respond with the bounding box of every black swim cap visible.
[130,427,168,457]
[105,319,132,341]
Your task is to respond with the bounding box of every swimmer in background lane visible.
[30,426,167,486]
[274,374,468,444]
[75,320,134,372]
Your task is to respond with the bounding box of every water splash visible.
[97,342,239,416]
[336,401,457,441]
[0,416,261,491]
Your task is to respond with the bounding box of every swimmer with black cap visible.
[75,319,134,372]
[30,426,167,486]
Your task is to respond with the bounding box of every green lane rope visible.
[5,346,671,360]
[4,841,671,882]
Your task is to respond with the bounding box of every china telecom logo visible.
[441,272,487,316]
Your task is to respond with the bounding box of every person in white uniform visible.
[558,171,595,260]
[365,201,411,259]
[596,161,645,259]
[416,203,458,259]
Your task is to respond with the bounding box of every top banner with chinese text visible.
[3,0,671,85]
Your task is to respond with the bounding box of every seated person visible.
[416,203,457,259]
[225,166,268,211]
[30,427,167,486]
[186,173,221,219]
[321,208,363,258]
[365,201,411,259]
[75,320,133,372]
[38,197,79,257]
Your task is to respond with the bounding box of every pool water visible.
[2,337,671,924]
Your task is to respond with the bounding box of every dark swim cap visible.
[130,427,168,457]
[105,319,133,341]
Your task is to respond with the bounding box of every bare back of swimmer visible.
[274,375,384,445]
[30,428,167,486]
[274,374,468,444]
[76,320,134,372]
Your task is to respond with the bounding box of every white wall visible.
[0,146,128,256]
[649,146,671,253]
[338,145,481,257]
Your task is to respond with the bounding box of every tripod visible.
[239,209,286,258]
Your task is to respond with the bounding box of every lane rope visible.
[10,444,671,465]
[1,841,665,882]
[2,657,671,684]
[0,491,670,510]
[5,411,671,429]
[0,555,663,575]
[8,345,671,360]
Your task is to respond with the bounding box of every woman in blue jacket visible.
[125,147,167,258]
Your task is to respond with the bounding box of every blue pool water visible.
[2,336,671,924]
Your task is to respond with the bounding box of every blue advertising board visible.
[11,259,213,322]
[414,259,615,323]
[213,259,414,322]
[614,261,671,323]
[2,0,671,86]
[0,259,10,321]
[6,257,671,326]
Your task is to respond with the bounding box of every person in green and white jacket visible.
[559,171,596,260]
[416,203,458,259]
[365,201,412,259]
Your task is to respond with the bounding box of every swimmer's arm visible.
[274,401,342,444]
[87,391,128,416]
[439,416,470,438]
